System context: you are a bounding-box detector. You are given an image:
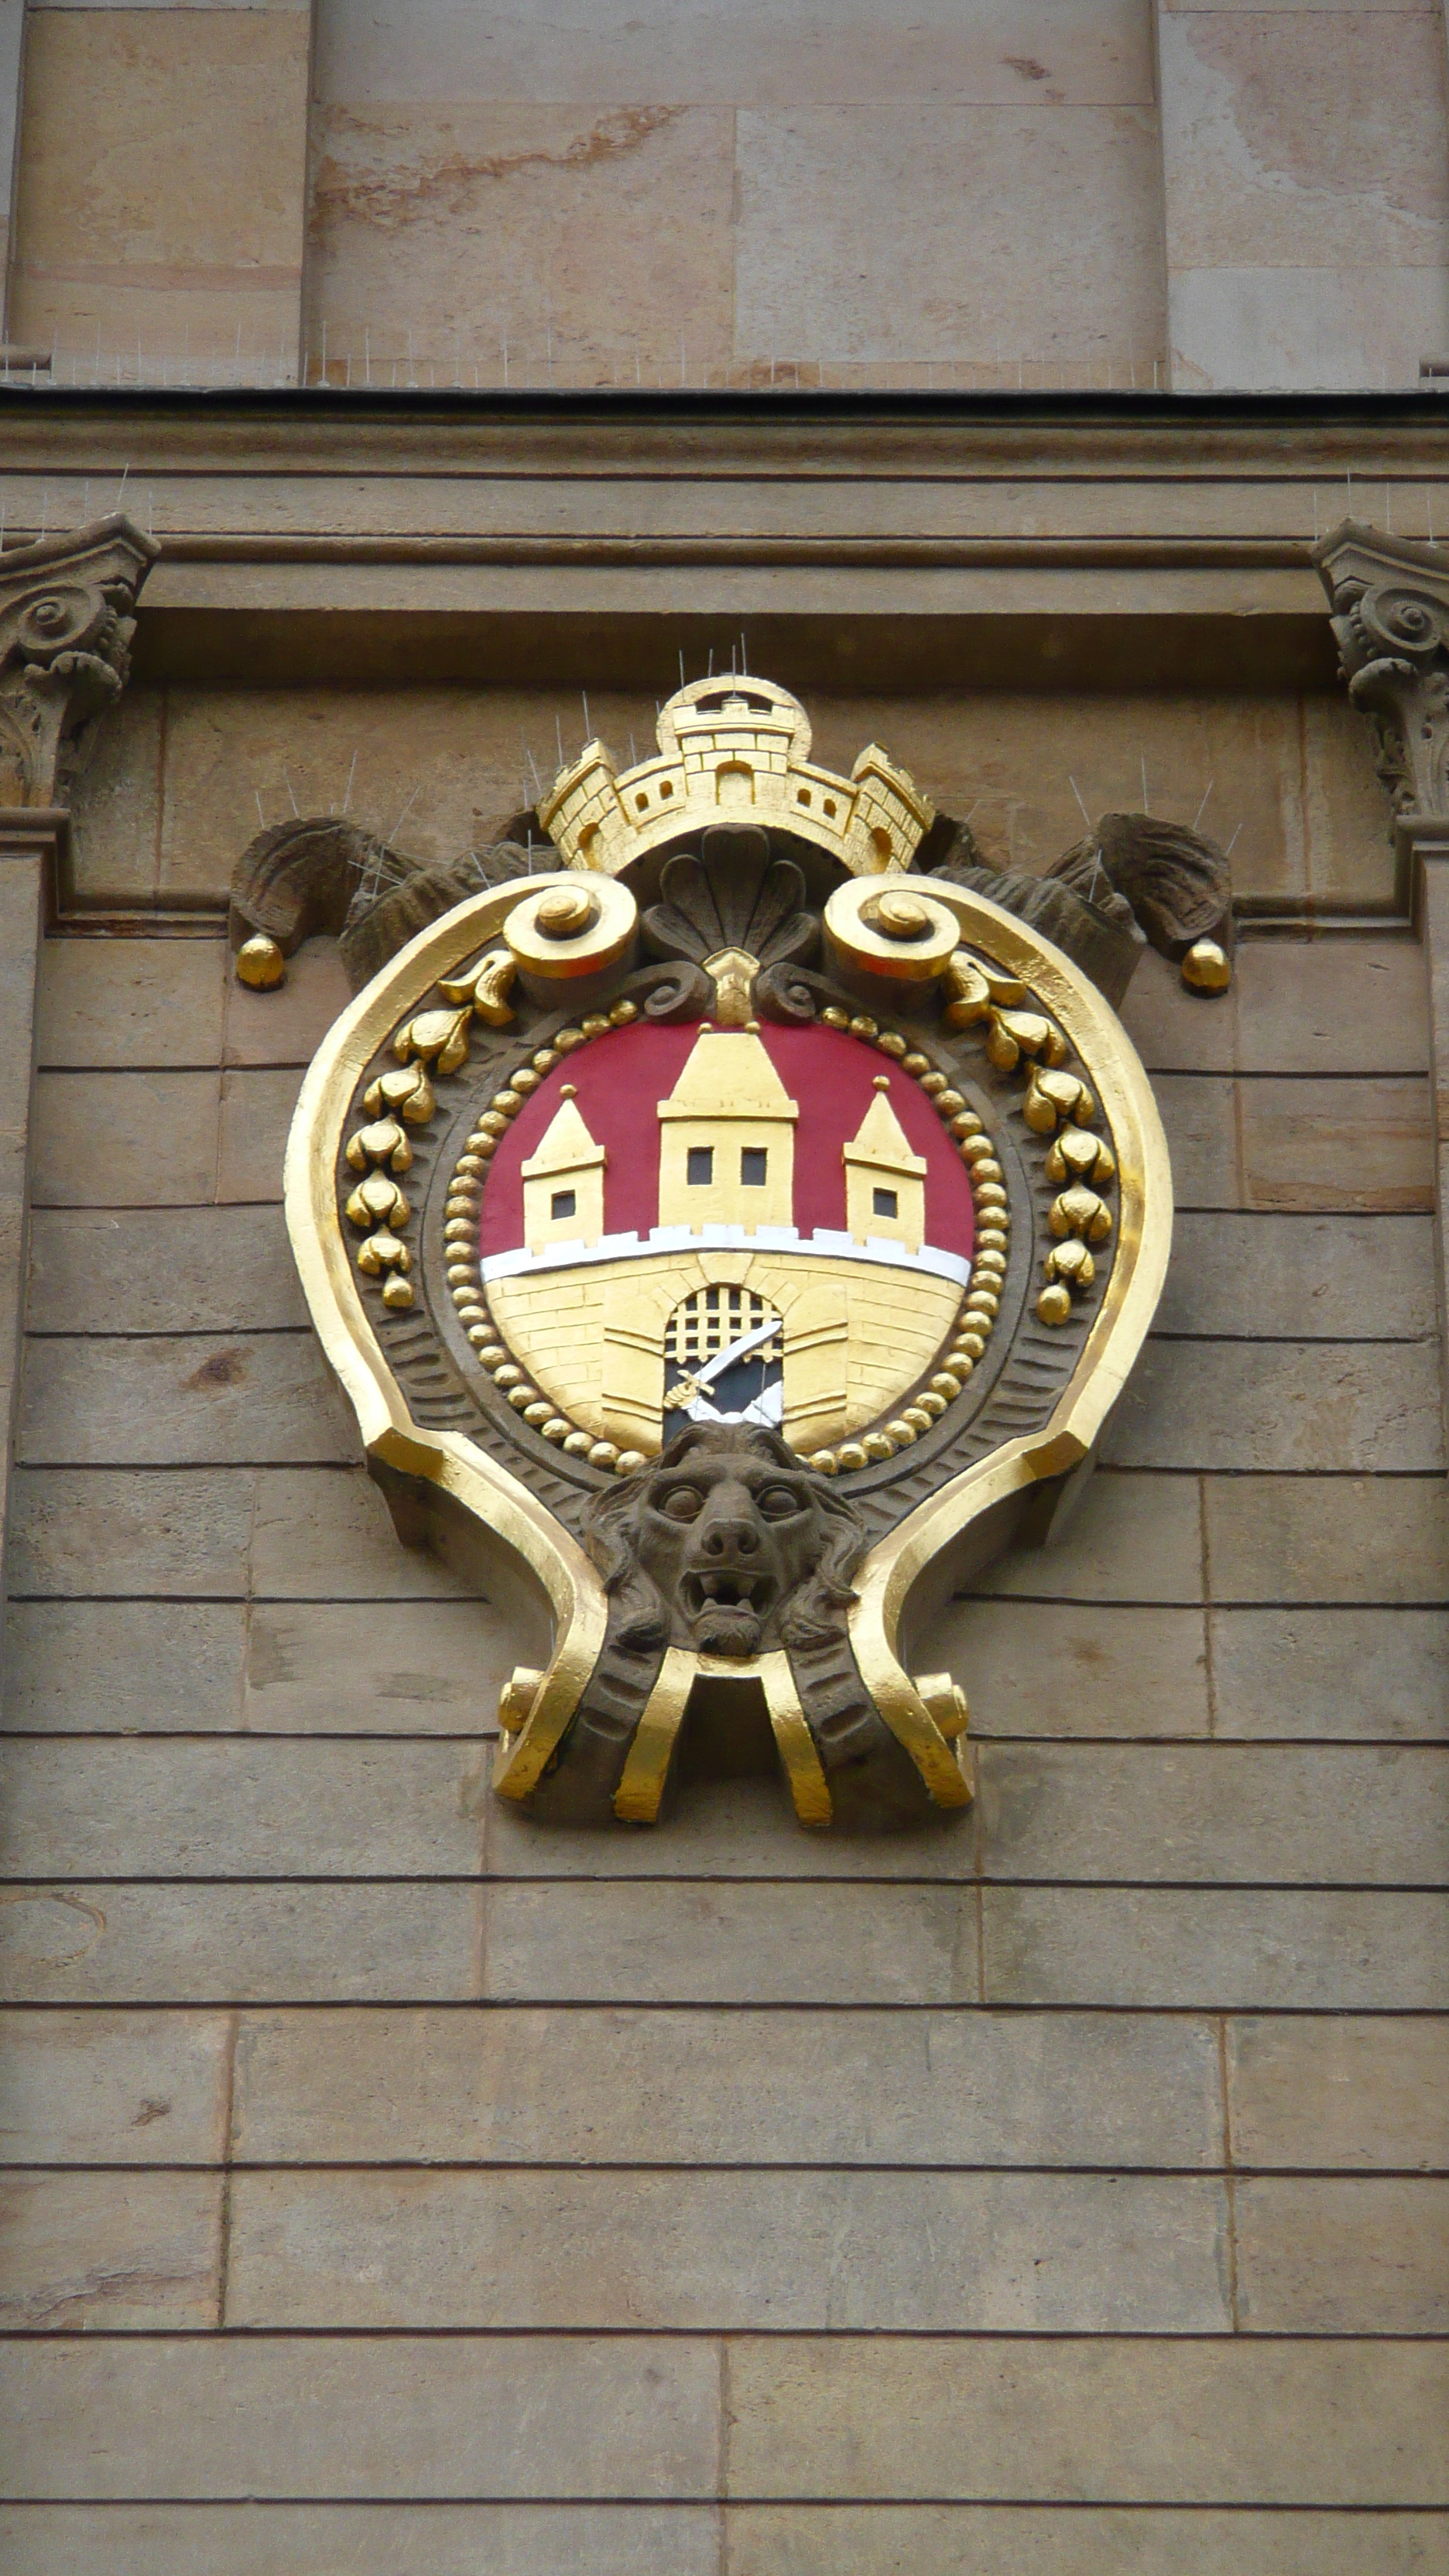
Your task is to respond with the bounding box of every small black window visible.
[550,1189,577,1220]
[872,1187,898,1218]
[741,1147,768,1187]
[687,1147,714,1186]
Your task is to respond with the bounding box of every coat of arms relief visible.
[255,677,1231,1831]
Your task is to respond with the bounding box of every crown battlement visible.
[538,675,934,877]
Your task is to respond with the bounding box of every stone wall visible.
[1,798,1445,2570]
[3,0,1449,387]
[0,393,1444,2564]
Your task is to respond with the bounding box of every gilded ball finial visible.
[235,934,286,991]
[1180,937,1231,995]
[872,1074,891,1091]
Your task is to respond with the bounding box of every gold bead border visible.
[444,1000,647,1476]
[443,1001,1005,1481]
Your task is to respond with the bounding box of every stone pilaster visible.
[1317,522,1449,1457]
[0,518,155,1687]
[0,813,53,1682]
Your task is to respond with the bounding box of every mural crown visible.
[539,675,935,878]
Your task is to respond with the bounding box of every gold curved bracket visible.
[846,882,1173,1792]
[285,878,616,1766]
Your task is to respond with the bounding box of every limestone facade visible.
[0,70,1444,2574]
[0,0,1446,389]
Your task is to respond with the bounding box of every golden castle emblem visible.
[284,679,1173,1834]
[540,674,935,877]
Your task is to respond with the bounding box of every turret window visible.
[873,1187,899,1218]
[550,1190,577,1221]
[741,1148,768,1187]
[687,1147,714,1185]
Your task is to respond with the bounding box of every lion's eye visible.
[659,1485,704,1522]
[757,1485,804,1519]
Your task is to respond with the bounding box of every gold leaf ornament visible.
[1049,1184,1114,1245]
[395,1005,473,1077]
[363,1062,436,1123]
[345,1117,413,1175]
[1045,1125,1116,1187]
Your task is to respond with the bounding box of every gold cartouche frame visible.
[285,871,1173,1821]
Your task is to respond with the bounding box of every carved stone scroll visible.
[0,515,158,808]
[1314,519,1449,819]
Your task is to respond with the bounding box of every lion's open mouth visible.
[683,1570,775,1619]
[682,1569,772,1658]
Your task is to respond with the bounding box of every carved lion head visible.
[585,1421,866,1661]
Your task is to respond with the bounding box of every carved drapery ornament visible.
[0,515,158,807]
[1314,520,1449,820]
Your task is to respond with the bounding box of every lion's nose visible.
[702,1516,759,1559]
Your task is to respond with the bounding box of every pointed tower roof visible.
[657,1028,799,1122]
[844,1079,927,1176]
[521,1091,606,1177]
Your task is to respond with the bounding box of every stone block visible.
[0,2009,230,2163]
[1118,949,1237,1074]
[0,2170,221,2329]
[1158,1213,1437,1338]
[1169,262,1449,392]
[223,936,352,1067]
[309,100,736,404]
[734,104,1165,383]
[6,1467,255,1596]
[0,2503,724,2576]
[926,1600,1209,1735]
[1158,15,1449,273]
[1241,1077,1434,1211]
[1233,938,1429,1075]
[230,2004,1221,2168]
[63,685,164,913]
[1101,1339,1444,1471]
[26,1205,310,1334]
[19,1331,355,1466]
[2,1601,247,1730]
[217,1067,303,1202]
[0,2334,721,2496]
[225,2167,1230,2329]
[1211,1607,1449,1738]
[36,936,225,1071]
[1234,2177,1449,2331]
[724,2503,1449,2576]
[244,1599,511,1731]
[1204,1474,1449,1604]
[1302,694,1410,903]
[846,694,1310,904]
[484,1880,970,2003]
[9,10,309,365]
[1153,1074,1238,1206]
[0,1882,480,2003]
[1228,2016,1449,2169]
[157,686,538,901]
[963,1468,1203,1604]
[724,2335,1449,2500]
[484,1766,979,1880]
[975,1741,1448,1883]
[0,1736,488,1878]
[31,1070,220,1207]
[982,1886,1449,2007]
[317,0,1154,111]
[248,1467,486,1599]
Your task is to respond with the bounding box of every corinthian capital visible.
[0,514,159,807]
[1314,519,1449,818]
